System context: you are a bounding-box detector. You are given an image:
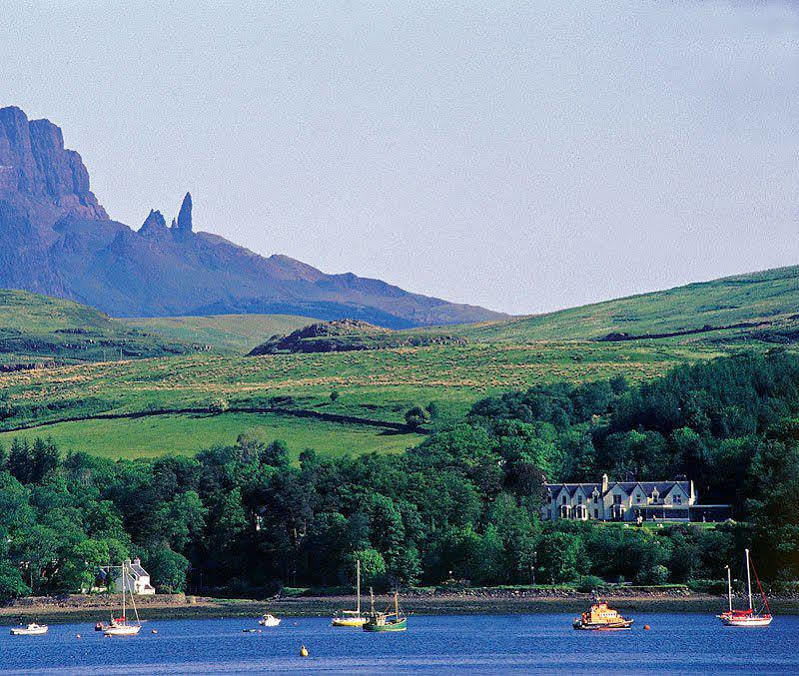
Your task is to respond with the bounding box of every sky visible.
[0,1,797,315]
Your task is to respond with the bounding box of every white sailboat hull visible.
[719,615,773,627]
[104,624,142,636]
[258,616,281,627]
[10,625,48,635]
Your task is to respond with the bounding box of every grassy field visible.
[0,411,423,460]
[0,340,731,458]
[117,314,313,354]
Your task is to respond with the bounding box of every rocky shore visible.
[2,588,798,624]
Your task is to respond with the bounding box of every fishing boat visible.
[363,589,407,632]
[104,561,142,636]
[573,599,634,630]
[717,549,773,627]
[332,559,367,627]
[10,623,48,636]
[258,613,281,627]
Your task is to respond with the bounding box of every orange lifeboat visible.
[573,600,634,630]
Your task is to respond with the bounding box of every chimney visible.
[601,473,609,494]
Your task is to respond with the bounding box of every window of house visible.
[547,494,552,503]
[578,494,583,504]
[562,495,567,504]
[673,494,682,504]
[636,494,642,503]
[594,509,599,518]
[613,494,622,504]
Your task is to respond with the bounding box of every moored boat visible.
[363,589,407,632]
[103,560,142,636]
[258,613,281,627]
[10,623,48,636]
[332,559,367,627]
[573,600,633,630]
[717,549,772,627]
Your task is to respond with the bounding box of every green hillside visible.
[117,313,314,354]
[447,265,799,343]
[4,263,797,460]
[0,289,195,366]
[0,341,726,459]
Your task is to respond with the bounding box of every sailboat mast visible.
[356,559,361,615]
[745,548,753,611]
[726,565,732,612]
[370,587,375,614]
[121,562,126,620]
[394,591,398,618]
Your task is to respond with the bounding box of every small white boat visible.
[104,622,142,636]
[332,559,366,627]
[10,623,48,636]
[258,613,281,627]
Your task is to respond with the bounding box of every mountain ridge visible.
[0,106,505,328]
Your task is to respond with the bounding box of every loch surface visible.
[1,613,797,673]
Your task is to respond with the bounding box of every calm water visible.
[1,613,797,674]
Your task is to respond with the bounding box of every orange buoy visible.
[644,624,651,630]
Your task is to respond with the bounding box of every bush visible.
[577,575,606,593]
[638,564,670,585]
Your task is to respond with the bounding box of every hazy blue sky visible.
[1,1,796,314]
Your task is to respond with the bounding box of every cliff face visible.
[0,106,506,328]
[0,107,108,227]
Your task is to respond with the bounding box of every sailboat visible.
[363,589,407,632]
[332,559,367,627]
[104,560,142,636]
[717,548,773,627]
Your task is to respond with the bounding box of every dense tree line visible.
[0,352,797,602]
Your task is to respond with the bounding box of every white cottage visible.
[99,558,156,595]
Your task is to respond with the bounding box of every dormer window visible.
[613,494,622,505]
[562,495,567,505]
[578,494,583,504]
[636,494,642,503]
[673,494,682,504]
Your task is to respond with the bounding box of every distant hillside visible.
[118,314,314,354]
[248,319,467,355]
[0,289,195,367]
[449,265,799,345]
[0,106,505,329]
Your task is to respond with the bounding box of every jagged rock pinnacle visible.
[140,209,167,236]
[176,192,192,232]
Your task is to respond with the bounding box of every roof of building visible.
[545,480,690,498]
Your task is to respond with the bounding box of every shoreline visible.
[3,592,798,624]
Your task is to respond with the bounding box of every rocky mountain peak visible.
[0,106,108,224]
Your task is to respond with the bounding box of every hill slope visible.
[0,106,504,329]
[0,289,195,366]
[448,265,799,344]
[117,314,315,354]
